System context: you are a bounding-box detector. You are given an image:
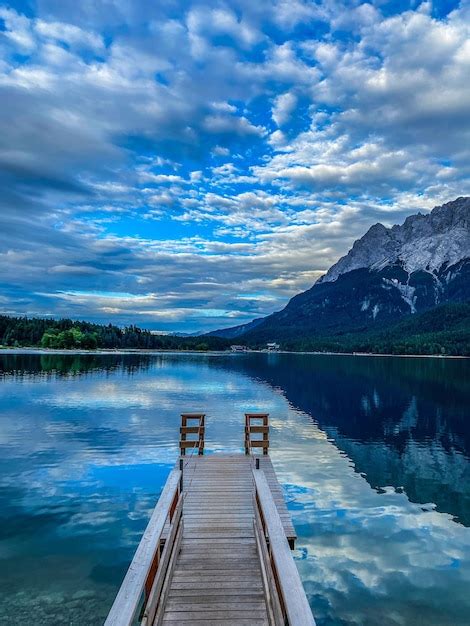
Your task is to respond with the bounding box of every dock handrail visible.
[180,413,205,455]
[252,469,316,626]
[245,412,270,455]
[105,468,182,626]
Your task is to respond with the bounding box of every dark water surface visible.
[0,352,469,625]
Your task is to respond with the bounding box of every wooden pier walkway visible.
[105,414,315,626]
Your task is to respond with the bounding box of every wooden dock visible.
[105,414,315,626]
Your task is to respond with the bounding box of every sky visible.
[0,0,469,333]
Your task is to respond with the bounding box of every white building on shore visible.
[266,342,280,351]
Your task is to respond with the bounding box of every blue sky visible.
[0,0,469,332]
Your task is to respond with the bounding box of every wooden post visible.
[199,414,205,455]
[262,413,268,455]
[245,413,249,454]
[180,415,186,456]
[178,458,183,491]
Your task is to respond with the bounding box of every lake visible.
[0,351,469,625]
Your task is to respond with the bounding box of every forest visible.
[245,303,470,356]
[0,315,227,351]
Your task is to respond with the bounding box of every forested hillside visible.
[240,303,470,356]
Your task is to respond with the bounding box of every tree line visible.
[0,315,227,351]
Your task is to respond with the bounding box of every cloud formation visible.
[0,1,469,331]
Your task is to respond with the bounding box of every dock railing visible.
[179,413,205,456]
[245,412,270,455]
[104,468,183,626]
[253,469,316,626]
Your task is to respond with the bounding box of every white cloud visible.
[138,173,185,184]
[186,6,262,50]
[272,91,297,126]
[190,170,203,182]
[212,145,230,157]
[0,7,36,53]
[203,114,266,136]
[35,20,104,51]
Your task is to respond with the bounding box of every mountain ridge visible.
[209,197,470,344]
[319,196,470,283]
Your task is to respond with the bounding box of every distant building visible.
[266,342,280,351]
[231,344,248,352]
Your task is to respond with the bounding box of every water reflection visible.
[0,352,469,625]
[217,353,470,526]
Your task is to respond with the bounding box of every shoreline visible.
[0,347,468,359]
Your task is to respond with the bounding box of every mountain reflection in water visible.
[216,353,470,526]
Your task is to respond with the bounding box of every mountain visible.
[319,196,470,284]
[207,316,264,339]
[269,302,470,355]
[209,197,470,350]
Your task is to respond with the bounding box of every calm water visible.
[0,352,469,625]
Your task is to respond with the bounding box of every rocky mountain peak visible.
[319,197,470,283]
[430,196,470,229]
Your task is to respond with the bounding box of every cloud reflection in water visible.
[0,352,469,625]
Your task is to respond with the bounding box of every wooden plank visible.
[180,426,205,434]
[169,588,263,596]
[246,425,269,433]
[172,573,262,582]
[180,545,257,553]
[179,440,203,448]
[163,619,268,626]
[182,529,255,535]
[162,609,268,620]
[171,586,263,594]
[104,469,181,626]
[183,504,253,509]
[165,600,266,610]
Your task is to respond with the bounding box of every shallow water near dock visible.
[0,352,469,625]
